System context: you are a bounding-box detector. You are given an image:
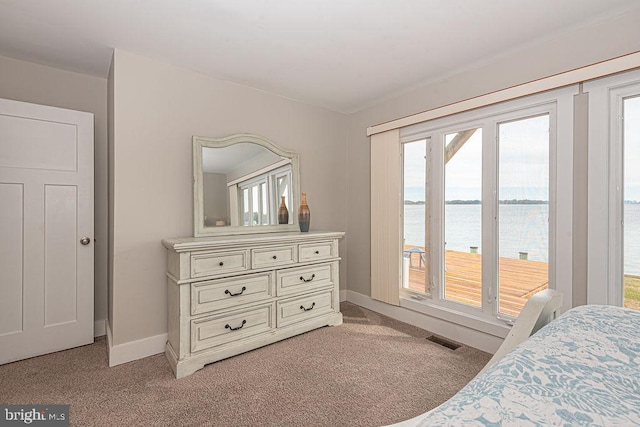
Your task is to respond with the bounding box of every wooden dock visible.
[405,249,548,317]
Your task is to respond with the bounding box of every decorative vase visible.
[278,196,289,224]
[298,193,311,232]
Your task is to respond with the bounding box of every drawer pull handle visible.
[300,302,316,312]
[225,320,247,331]
[219,262,224,267]
[272,255,278,259]
[224,286,246,297]
[314,250,320,254]
[299,274,316,283]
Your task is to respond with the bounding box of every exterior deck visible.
[404,248,549,317]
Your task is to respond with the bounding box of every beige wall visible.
[0,55,109,326]
[109,49,347,345]
[345,10,640,297]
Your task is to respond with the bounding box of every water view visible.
[404,203,640,274]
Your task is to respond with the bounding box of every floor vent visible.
[426,335,461,350]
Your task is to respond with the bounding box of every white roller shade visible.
[370,129,402,305]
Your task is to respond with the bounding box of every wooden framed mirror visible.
[193,134,300,237]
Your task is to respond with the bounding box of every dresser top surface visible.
[162,231,345,252]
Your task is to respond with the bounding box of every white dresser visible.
[162,231,344,378]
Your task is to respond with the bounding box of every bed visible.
[392,291,640,426]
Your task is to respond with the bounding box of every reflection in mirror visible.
[201,143,293,227]
[193,134,300,237]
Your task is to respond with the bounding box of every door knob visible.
[80,237,91,245]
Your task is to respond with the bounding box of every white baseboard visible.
[339,289,347,302]
[345,290,503,354]
[106,324,167,367]
[106,321,113,361]
[94,319,106,337]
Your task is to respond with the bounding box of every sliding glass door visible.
[443,128,482,307]
[585,70,640,309]
[402,139,429,293]
[497,115,550,317]
[399,90,565,322]
[623,95,640,310]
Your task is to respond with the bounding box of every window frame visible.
[585,69,640,306]
[238,164,294,227]
[400,137,431,295]
[399,86,575,326]
[238,175,270,226]
[272,165,293,224]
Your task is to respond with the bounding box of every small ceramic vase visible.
[298,193,311,232]
[278,196,289,224]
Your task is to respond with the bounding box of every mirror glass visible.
[194,134,300,237]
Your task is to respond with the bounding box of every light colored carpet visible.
[0,303,490,426]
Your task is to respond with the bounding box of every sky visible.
[403,114,550,202]
[403,139,427,202]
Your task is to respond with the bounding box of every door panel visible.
[0,114,77,171]
[44,185,78,327]
[0,183,24,336]
[0,98,93,364]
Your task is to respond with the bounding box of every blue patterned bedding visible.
[417,305,640,426]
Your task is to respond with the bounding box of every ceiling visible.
[0,0,638,113]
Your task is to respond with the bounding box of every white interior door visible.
[0,98,94,364]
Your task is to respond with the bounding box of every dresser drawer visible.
[299,241,336,262]
[191,303,275,353]
[191,250,249,278]
[251,245,297,269]
[191,272,274,315]
[277,290,335,327]
[276,263,334,296]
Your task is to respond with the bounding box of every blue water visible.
[625,204,640,275]
[403,204,640,274]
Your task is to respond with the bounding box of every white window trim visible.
[584,69,640,306]
[239,179,269,226]
[401,294,511,338]
[400,138,432,295]
[272,165,293,222]
[399,86,576,328]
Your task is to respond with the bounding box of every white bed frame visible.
[476,288,563,376]
[389,289,563,427]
